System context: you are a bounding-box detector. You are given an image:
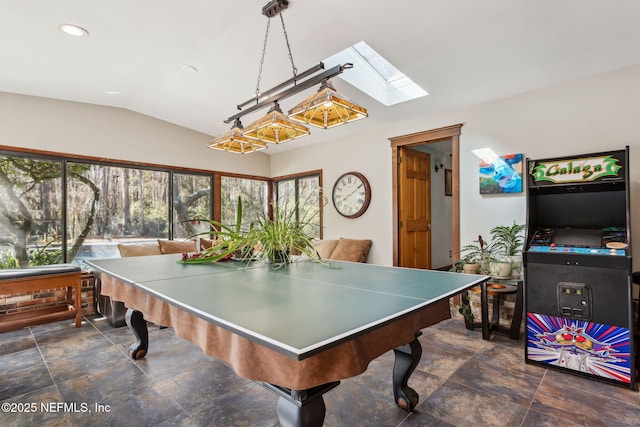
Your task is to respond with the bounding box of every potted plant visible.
[181,197,255,264]
[247,201,321,266]
[460,255,480,274]
[181,197,322,267]
[461,235,497,275]
[490,222,525,277]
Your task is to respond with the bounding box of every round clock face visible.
[332,172,371,218]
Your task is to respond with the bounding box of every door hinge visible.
[398,156,402,164]
[399,221,403,228]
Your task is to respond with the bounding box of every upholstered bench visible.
[0,264,82,332]
[95,239,198,327]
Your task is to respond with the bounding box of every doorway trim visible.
[389,124,463,267]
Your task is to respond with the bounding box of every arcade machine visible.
[524,148,635,389]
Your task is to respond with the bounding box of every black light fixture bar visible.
[262,0,289,17]
[236,62,325,110]
[224,63,352,124]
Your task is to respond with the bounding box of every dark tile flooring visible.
[1,313,639,426]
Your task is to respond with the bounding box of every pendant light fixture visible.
[243,102,310,144]
[208,119,267,154]
[209,0,367,154]
[288,78,368,128]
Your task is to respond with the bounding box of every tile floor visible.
[1,313,639,426]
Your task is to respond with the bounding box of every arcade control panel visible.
[528,227,627,256]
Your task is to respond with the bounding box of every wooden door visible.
[398,147,431,269]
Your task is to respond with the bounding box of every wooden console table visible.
[0,264,82,333]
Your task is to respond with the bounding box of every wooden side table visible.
[463,277,524,340]
[0,264,82,333]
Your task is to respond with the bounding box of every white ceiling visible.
[2,1,640,154]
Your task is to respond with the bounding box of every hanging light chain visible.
[279,12,297,80]
[255,17,272,98]
[254,6,298,101]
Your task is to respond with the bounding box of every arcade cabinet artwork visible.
[524,148,635,389]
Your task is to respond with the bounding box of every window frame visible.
[273,170,323,240]
[0,145,323,265]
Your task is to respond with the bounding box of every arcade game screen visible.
[528,227,627,254]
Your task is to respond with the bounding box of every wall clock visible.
[332,172,371,218]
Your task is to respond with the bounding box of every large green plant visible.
[181,197,322,266]
[247,201,321,265]
[490,222,525,256]
[180,197,254,264]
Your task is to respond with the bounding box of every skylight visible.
[323,41,427,106]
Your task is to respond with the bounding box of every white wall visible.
[0,92,270,176]
[270,129,393,265]
[271,65,640,270]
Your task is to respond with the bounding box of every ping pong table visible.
[87,255,488,427]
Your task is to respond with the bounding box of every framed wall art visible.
[444,169,452,196]
[479,153,523,194]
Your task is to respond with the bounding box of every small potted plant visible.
[461,254,480,274]
[490,222,525,277]
[461,235,497,275]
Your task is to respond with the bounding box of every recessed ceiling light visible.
[58,24,89,37]
[105,91,121,95]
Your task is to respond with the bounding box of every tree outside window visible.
[0,156,65,267]
[173,173,212,240]
[221,177,268,230]
[276,174,321,239]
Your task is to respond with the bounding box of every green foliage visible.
[248,201,321,266]
[182,197,254,263]
[461,235,498,274]
[449,260,464,273]
[29,242,63,266]
[490,222,525,256]
[182,197,323,267]
[29,249,63,266]
[0,157,61,183]
[142,211,169,237]
[0,250,17,269]
[457,292,475,323]
[0,243,63,269]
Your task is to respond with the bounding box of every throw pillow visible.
[158,239,197,254]
[313,239,340,259]
[329,238,372,263]
[117,243,162,257]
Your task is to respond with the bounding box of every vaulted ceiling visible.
[2,1,639,153]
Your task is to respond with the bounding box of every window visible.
[221,177,268,230]
[275,173,322,239]
[323,41,427,106]
[67,163,170,267]
[173,173,212,240]
[0,155,63,268]
[0,149,321,269]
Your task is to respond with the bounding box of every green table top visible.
[87,255,487,359]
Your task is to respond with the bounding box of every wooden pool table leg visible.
[264,381,339,427]
[125,308,148,360]
[393,331,423,412]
